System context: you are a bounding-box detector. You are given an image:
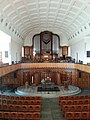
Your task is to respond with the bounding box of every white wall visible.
[0,30,11,64]
[11,39,23,63]
[70,38,90,64]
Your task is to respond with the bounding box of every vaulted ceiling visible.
[0,0,90,40]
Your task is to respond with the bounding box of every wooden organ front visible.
[23,31,60,61]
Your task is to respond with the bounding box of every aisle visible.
[40,98,64,120]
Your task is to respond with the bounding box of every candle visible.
[32,76,33,84]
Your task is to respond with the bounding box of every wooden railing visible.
[0,63,90,77]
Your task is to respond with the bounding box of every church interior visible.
[0,0,90,120]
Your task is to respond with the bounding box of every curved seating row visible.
[0,111,40,120]
[59,99,90,106]
[0,94,41,100]
[65,111,90,120]
[62,104,90,113]
[0,104,41,112]
[0,99,41,105]
[59,95,90,102]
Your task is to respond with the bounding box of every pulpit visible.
[63,80,69,90]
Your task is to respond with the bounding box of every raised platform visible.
[15,85,81,98]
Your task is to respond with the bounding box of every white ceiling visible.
[0,0,90,40]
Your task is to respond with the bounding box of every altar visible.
[38,77,60,91]
[41,81,54,90]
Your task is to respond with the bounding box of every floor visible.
[40,98,64,120]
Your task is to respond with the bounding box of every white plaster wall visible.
[70,38,90,64]
[11,39,23,63]
[84,37,90,64]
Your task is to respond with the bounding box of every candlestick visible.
[32,76,33,84]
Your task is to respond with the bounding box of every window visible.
[5,51,8,58]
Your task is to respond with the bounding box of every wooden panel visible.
[62,46,68,56]
[23,72,30,85]
[55,73,61,85]
[0,63,90,78]
[24,46,30,56]
[34,73,41,85]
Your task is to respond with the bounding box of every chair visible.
[33,112,40,120]
[65,112,74,120]
[60,100,66,106]
[20,96,26,100]
[0,95,2,98]
[65,96,70,100]
[0,99,2,104]
[88,99,90,104]
[76,105,83,111]
[6,95,10,99]
[10,96,15,99]
[25,96,31,100]
[30,100,35,105]
[81,112,88,119]
[62,105,69,113]
[28,105,34,112]
[88,104,90,111]
[8,104,14,111]
[25,112,33,120]
[69,105,76,112]
[87,112,90,120]
[84,95,89,99]
[7,99,12,104]
[35,96,41,100]
[67,100,73,105]
[69,96,74,100]
[74,95,80,100]
[14,105,21,112]
[23,100,30,105]
[35,100,41,105]
[18,112,25,119]
[10,112,18,119]
[15,96,20,100]
[74,112,81,119]
[2,95,6,99]
[83,99,89,104]
[82,104,89,111]
[0,104,3,110]
[30,96,36,100]
[3,112,10,119]
[2,99,7,104]
[78,100,84,104]
[0,111,3,118]
[18,100,23,105]
[12,100,17,104]
[78,95,85,99]
[21,105,28,112]
[2,104,8,111]
[73,100,79,105]
[34,105,41,111]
